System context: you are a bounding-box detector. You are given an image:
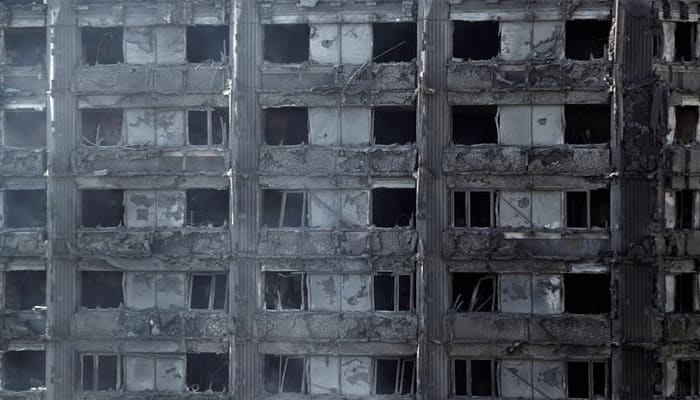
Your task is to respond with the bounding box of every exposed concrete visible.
[72,310,230,338]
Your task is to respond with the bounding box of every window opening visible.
[374,358,415,395]
[4,110,46,148]
[373,273,413,311]
[186,353,228,392]
[372,23,417,63]
[81,271,124,309]
[189,274,227,310]
[187,26,229,63]
[264,108,308,145]
[371,188,415,227]
[261,190,308,228]
[3,351,45,391]
[81,109,122,146]
[452,273,497,312]
[185,189,229,227]
[264,25,310,63]
[82,27,123,65]
[675,22,696,62]
[452,21,500,60]
[5,270,46,310]
[565,20,610,60]
[4,190,46,228]
[453,359,498,397]
[5,28,46,67]
[565,104,611,144]
[264,355,307,393]
[264,272,307,311]
[452,106,498,145]
[564,274,610,314]
[567,361,608,398]
[81,190,124,228]
[453,190,494,228]
[81,354,119,391]
[373,107,416,145]
[675,106,699,144]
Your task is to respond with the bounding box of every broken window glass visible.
[264,272,306,310]
[373,273,413,311]
[81,271,124,309]
[453,191,494,228]
[82,27,124,65]
[675,22,696,62]
[373,106,416,145]
[453,21,500,60]
[565,20,610,60]
[188,108,227,146]
[264,24,310,63]
[4,110,46,148]
[567,361,608,398]
[264,108,308,145]
[264,355,307,393]
[566,189,610,228]
[453,359,498,397]
[371,188,415,228]
[261,190,308,228]
[185,189,229,227]
[81,109,123,146]
[186,353,228,392]
[4,190,46,228]
[372,23,417,63]
[189,274,227,310]
[3,350,45,391]
[565,104,611,144]
[186,26,229,63]
[677,359,700,396]
[5,270,46,310]
[452,273,497,312]
[374,358,415,395]
[81,354,119,391]
[675,106,699,144]
[564,274,610,314]
[81,190,124,228]
[452,106,498,145]
[4,28,46,67]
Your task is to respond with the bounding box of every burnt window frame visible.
[564,103,612,145]
[263,271,308,311]
[371,22,418,63]
[79,353,121,392]
[370,187,416,228]
[186,108,228,146]
[263,354,308,394]
[674,359,700,396]
[673,21,697,62]
[452,190,496,228]
[668,273,700,313]
[2,109,47,149]
[80,108,124,147]
[565,189,610,229]
[451,272,498,313]
[452,358,498,397]
[261,189,308,229]
[373,357,416,395]
[2,350,46,391]
[566,360,610,399]
[185,352,229,392]
[188,274,228,311]
[451,105,499,146]
[81,27,124,65]
[673,105,699,144]
[372,272,414,312]
[4,27,46,67]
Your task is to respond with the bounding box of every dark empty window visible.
[566,189,609,228]
[81,271,123,309]
[375,358,415,395]
[264,108,308,145]
[186,353,228,392]
[453,191,494,228]
[373,273,413,311]
[187,26,229,63]
[677,359,700,396]
[564,274,610,314]
[453,21,500,60]
[373,107,416,145]
[568,361,608,398]
[675,106,698,144]
[81,190,124,228]
[4,110,46,148]
[261,190,307,228]
[676,190,695,229]
[81,354,119,391]
[4,190,46,228]
[264,272,306,311]
[188,108,227,146]
[371,188,415,227]
[3,351,45,391]
[82,27,123,65]
[189,274,227,310]
[264,355,307,393]
[675,22,696,62]
[673,273,698,313]
[5,270,46,310]
[452,106,497,145]
[81,109,122,146]
[565,20,610,60]
[565,104,611,144]
[186,189,229,227]
[264,24,309,63]
[372,23,417,63]
[452,273,496,312]
[5,28,45,67]
[453,359,497,397]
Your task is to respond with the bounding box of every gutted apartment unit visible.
[0,0,693,399]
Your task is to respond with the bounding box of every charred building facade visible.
[0,0,696,399]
